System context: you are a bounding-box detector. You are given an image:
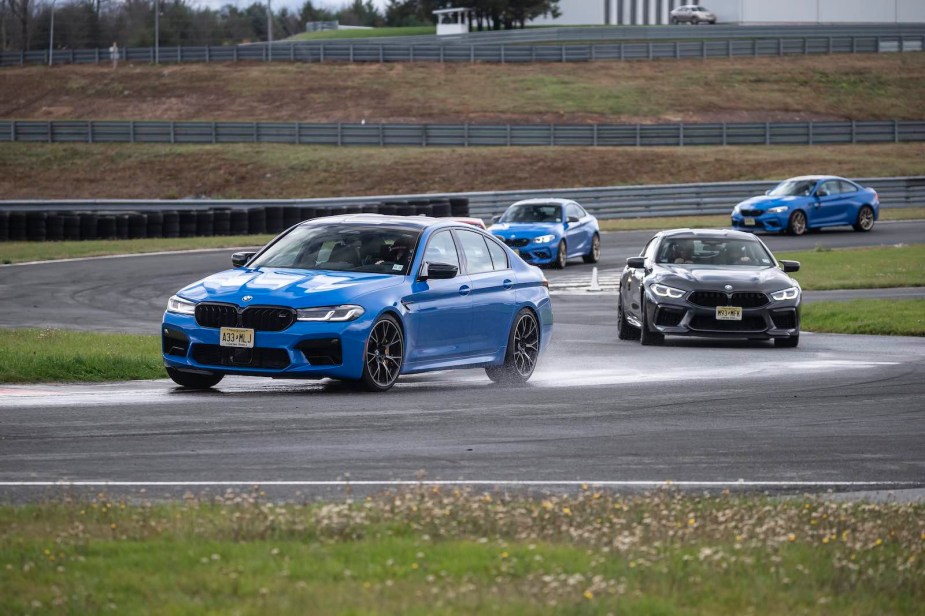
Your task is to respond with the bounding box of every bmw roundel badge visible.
[242,295,253,302]
[724,285,733,291]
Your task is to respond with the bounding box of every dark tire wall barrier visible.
[0,199,470,242]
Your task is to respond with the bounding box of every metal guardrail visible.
[3,119,924,148]
[2,177,921,222]
[3,33,923,66]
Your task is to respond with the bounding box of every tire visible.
[775,334,799,348]
[486,308,540,385]
[582,233,601,264]
[787,210,808,236]
[639,295,665,346]
[617,295,640,341]
[166,366,224,389]
[361,314,404,392]
[552,240,567,269]
[853,206,875,232]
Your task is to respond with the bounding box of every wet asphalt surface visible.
[0,221,923,501]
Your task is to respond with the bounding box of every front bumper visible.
[162,311,374,379]
[730,211,788,233]
[494,235,559,265]
[644,292,800,340]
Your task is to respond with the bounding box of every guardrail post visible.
[827,37,832,54]
[11,120,16,142]
[206,46,210,63]
[171,121,176,144]
[252,122,257,142]
[47,120,52,143]
[95,48,100,64]
[178,45,182,63]
[592,123,598,147]
[765,122,770,145]
[130,120,135,143]
[87,120,93,143]
[619,43,624,61]
[349,45,354,63]
[290,45,294,62]
[440,46,444,63]
[722,122,727,146]
[851,120,856,143]
[320,45,325,63]
[550,124,555,146]
[647,42,652,60]
[675,41,679,59]
[635,124,641,147]
[779,38,783,56]
[464,122,469,147]
[894,120,899,143]
[899,38,904,52]
[19,50,24,65]
[379,123,384,146]
[501,46,505,64]
[808,121,814,145]
[752,39,757,57]
[379,45,384,63]
[470,45,474,63]
[421,124,427,147]
[679,123,684,146]
[337,122,342,146]
[727,40,731,57]
[562,46,566,62]
[212,122,217,144]
[506,124,511,146]
[234,46,238,62]
[851,36,856,54]
[591,45,596,61]
[410,46,415,62]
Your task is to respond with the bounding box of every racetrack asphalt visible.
[0,220,923,501]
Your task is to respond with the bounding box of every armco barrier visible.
[3,119,925,148]
[0,178,921,241]
[2,29,923,67]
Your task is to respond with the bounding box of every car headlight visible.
[650,284,686,299]
[767,206,789,214]
[533,234,556,244]
[296,305,365,322]
[166,295,196,315]
[771,287,800,301]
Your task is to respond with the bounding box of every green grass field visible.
[802,299,925,337]
[780,244,925,290]
[2,488,922,615]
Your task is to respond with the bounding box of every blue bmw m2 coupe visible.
[162,215,553,391]
[489,199,601,269]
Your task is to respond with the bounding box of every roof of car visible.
[783,175,848,182]
[298,213,478,231]
[658,228,761,241]
[509,198,574,207]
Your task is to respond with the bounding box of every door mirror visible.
[232,251,256,268]
[765,189,771,195]
[420,261,458,280]
[626,257,646,269]
[779,260,800,273]
[491,215,502,224]
[567,215,580,223]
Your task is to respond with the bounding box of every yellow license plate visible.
[716,306,743,321]
[743,217,756,226]
[219,327,254,348]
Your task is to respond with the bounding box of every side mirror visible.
[567,215,580,223]
[232,251,256,268]
[779,260,800,273]
[491,215,501,224]
[765,189,771,195]
[626,257,646,269]
[420,261,458,280]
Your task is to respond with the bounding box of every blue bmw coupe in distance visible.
[731,175,879,236]
[488,199,601,269]
[162,215,553,391]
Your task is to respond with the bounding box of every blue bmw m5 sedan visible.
[731,175,879,236]
[488,199,601,269]
[162,215,553,391]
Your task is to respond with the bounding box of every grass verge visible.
[779,244,925,290]
[0,329,164,383]
[802,299,925,336]
[1,487,922,615]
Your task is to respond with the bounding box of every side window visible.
[456,229,494,275]
[839,180,858,194]
[422,230,460,270]
[486,237,509,271]
[641,238,656,258]
[566,203,582,220]
[818,180,838,196]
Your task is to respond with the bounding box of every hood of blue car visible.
[489,222,562,238]
[737,195,805,212]
[178,268,404,307]
[655,265,796,291]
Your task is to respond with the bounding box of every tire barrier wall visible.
[0,198,469,242]
[3,119,924,148]
[1,176,921,239]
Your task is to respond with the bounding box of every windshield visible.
[249,224,421,275]
[500,203,563,224]
[656,238,775,267]
[768,179,816,197]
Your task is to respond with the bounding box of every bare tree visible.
[6,0,34,51]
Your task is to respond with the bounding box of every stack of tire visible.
[0,197,474,242]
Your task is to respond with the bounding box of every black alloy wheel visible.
[166,366,224,389]
[583,233,601,264]
[639,295,665,346]
[486,309,540,384]
[775,334,800,348]
[617,295,640,341]
[362,314,404,392]
[553,240,567,269]
[788,210,808,236]
[853,206,875,232]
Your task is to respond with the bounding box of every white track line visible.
[0,480,918,488]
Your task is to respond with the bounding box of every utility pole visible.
[267,0,273,62]
[154,0,159,64]
[48,0,55,66]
